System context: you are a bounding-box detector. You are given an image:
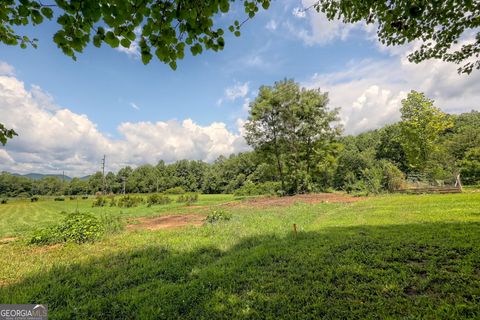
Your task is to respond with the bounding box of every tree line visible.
[1,80,479,198]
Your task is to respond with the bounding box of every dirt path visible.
[230,193,365,209]
[127,214,206,231]
[126,193,363,231]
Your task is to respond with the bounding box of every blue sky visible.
[1,0,478,176]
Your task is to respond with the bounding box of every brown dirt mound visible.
[232,193,364,208]
[127,214,206,231]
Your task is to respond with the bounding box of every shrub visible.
[69,196,77,200]
[361,167,383,195]
[117,195,144,208]
[30,212,105,245]
[109,197,117,207]
[81,196,89,200]
[31,196,39,202]
[1,199,7,204]
[147,194,172,207]
[458,147,480,185]
[92,196,107,207]
[234,181,281,196]
[100,214,125,234]
[164,186,186,195]
[176,193,198,204]
[206,210,232,223]
[381,161,406,192]
[54,197,65,201]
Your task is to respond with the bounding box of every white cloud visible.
[0,71,249,176]
[218,82,250,105]
[226,82,249,100]
[292,7,306,19]
[285,0,359,45]
[130,102,140,110]
[266,19,278,31]
[0,62,15,76]
[304,46,480,134]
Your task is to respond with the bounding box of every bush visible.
[81,196,89,200]
[54,197,65,201]
[117,195,144,208]
[69,196,77,200]
[206,210,232,223]
[31,196,39,202]
[92,196,107,207]
[100,214,125,235]
[30,212,105,245]
[147,194,172,207]
[1,199,7,204]
[176,193,198,204]
[234,181,281,196]
[164,186,186,195]
[381,161,406,192]
[458,147,480,185]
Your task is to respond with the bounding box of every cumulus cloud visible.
[304,48,480,134]
[0,70,249,176]
[0,62,15,76]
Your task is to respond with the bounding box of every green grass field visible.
[0,194,234,237]
[1,193,479,319]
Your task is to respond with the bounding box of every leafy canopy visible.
[399,90,453,171]
[1,1,478,73]
[0,0,270,69]
[245,79,341,194]
[314,0,480,74]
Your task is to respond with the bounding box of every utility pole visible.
[101,155,106,195]
[62,170,65,195]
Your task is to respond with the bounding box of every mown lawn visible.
[0,194,235,237]
[0,193,479,319]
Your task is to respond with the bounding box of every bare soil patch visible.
[127,214,206,231]
[0,237,16,244]
[232,193,365,209]
[126,193,363,231]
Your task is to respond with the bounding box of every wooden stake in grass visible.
[293,223,297,239]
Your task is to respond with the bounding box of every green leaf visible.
[40,7,54,19]
[141,52,152,64]
[120,38,131,48]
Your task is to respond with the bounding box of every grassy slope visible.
[0,193,479,319]
[0,194,234,237]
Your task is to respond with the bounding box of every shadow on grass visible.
[1,222,479,319]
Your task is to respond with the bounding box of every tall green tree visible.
[399,91,453,172]
[245,79,340,194]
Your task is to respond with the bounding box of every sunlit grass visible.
[0,193,479,318]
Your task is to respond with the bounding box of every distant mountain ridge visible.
[11,173,91,181]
